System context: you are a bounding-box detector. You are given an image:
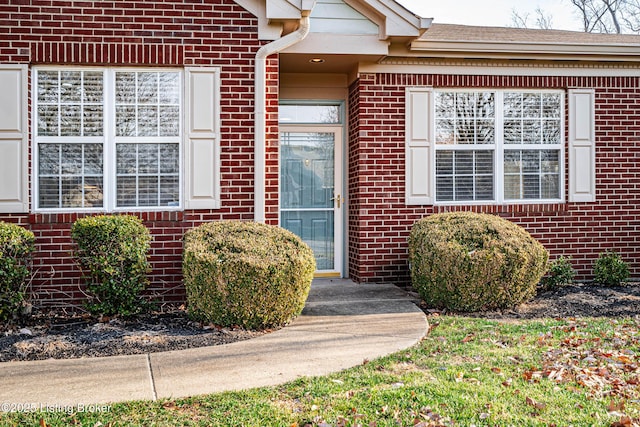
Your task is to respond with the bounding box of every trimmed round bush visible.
[71,215,151,316]
[0,222,35,321]
[408,212,548,312]
[183,221,316,330]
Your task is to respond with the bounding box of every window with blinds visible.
[434,90,563,204]
[34,68,182,211]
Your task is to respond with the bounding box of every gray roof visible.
[420,23,640,46]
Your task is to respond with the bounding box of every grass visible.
[2,316,640,426]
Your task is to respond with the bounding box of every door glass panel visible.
[280,132,336,270]
[281,211,334,271]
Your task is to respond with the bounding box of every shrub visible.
[0,222,35,321]
[183,221,316,330]
[71,215,151,316]
[593,251,629,287]
[408,212,548,312]
[540,256,576,291]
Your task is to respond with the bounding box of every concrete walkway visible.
[0,280,428,407]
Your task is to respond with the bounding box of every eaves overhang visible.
[408,39,640,62]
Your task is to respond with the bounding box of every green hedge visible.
[71,215,151,316]
[183,221,316,330]
[408,212,548,312]
[0,222,35,321]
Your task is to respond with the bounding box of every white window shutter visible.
[568,89,596,203]
[405,87,433,205]
[184,67,221,210]
[0,65,28,213]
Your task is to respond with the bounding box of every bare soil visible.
[1,283,638,362]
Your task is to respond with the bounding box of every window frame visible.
[433,88,565,206]
[32,66,183,213]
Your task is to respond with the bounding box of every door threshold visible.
[314,272,341,278]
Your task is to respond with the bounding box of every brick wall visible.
[0,0,280,308]
[348,73,640,284]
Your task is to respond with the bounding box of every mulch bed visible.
[0,307,267,362]
[1,282,638,362]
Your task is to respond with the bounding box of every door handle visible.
[332,194,342,208]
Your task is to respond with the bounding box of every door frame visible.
[279,124,345,277]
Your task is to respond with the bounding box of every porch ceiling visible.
[279,52,382,73]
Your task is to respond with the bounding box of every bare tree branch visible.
[512,0,640,33]
[511,7,554,29]
[511,9,531,28]
[535,7,555,29]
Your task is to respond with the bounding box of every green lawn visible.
[2,316,639,426]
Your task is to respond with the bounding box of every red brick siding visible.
[0,0,280,308]
[348,73,640,284]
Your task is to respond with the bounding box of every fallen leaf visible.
[462,333,475,343]
[611,415,633,427]
[39,420,48,427]
[525,396,547,410]
[607,400,625,413]
[162,401,177,411]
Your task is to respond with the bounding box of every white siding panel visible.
[310,0,378,34]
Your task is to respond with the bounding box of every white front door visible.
[280,126,343,276]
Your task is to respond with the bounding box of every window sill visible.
[29,210,185,225]
[433,202,568,215]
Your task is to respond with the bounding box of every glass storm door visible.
[280,127,343,276]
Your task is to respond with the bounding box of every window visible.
[34,68,182,210]
[434,90,563,203]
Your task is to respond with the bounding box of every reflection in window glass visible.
[435,92,495,145]
[36,70,104,138]
[279,105,341,124]
[116,143,179,208]
[115,71,180,137]
[434,90,562,203]
[35,68,181,210]
[504,150,560,200]
[38,143,104,209]
[503,92,561,145]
